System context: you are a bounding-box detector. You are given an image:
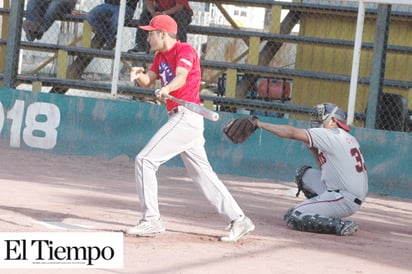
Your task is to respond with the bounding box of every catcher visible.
[223,103,368,236]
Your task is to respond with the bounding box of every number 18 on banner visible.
[0,100,61,150]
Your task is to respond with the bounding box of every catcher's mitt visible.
[223,116,258,144]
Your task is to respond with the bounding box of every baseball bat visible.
[163,94,220,122]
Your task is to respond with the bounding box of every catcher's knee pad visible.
[295,165,317,199]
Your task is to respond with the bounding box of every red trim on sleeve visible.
[305,129,314,147]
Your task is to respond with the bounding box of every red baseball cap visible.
[139,15,178,34]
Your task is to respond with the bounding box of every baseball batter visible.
[127,15,255,241]
[255,103,368,236]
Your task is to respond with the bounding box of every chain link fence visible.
[0,0,411,132]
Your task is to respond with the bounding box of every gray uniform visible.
[295,127,368,217]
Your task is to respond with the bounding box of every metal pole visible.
[347,0,365,125]
[111,0,127,99]
[3,0,25,88]
[365,4,391,129]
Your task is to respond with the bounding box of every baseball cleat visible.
[339,221,359,236]
[220,216,255,242]
[126,218,166,236]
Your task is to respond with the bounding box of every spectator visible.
[23,0,77,41]
[128,0,193,53]
[87,0,140,50]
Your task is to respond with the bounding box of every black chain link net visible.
[1,0,411,132]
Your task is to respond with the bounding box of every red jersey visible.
[150,41,201,111]
[149,0,193,15]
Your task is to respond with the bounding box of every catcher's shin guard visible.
[284,210,344,235]
[295,165,317,198]
[284,208,297,229]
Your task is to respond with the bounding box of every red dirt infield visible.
[1,146,411,274]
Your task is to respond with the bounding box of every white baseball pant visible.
[135,106,245,222]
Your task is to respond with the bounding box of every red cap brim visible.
[336,120,350,132]
[139,25,157,31]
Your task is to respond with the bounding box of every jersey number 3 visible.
[351,147,367,173]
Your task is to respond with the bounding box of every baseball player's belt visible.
[168,107,180,117]
[328,189,362,206]
[353,198,362,205]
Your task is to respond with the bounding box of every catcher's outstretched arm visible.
[255,120,308,143]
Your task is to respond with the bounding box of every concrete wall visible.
[0,88,411,198]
